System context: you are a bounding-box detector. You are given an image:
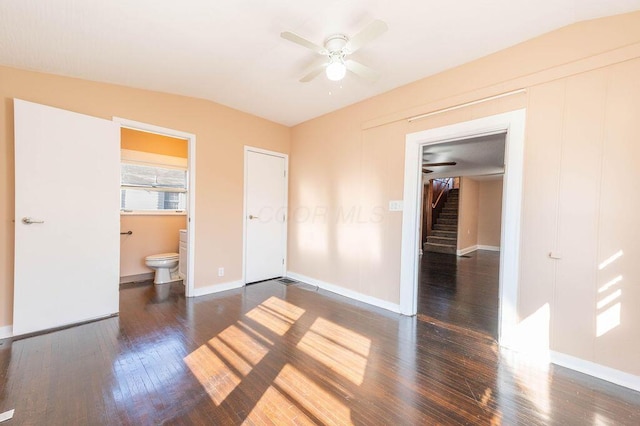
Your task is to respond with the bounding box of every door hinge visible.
[282,259,285,265]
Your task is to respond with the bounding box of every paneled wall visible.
[521,59,640,374]
[289,13,640,377]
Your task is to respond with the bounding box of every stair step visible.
[424,242,457,255]
[433,224,456,231]
[437,218,458,225]
[431,230,457,238]
[439,213,458,219]
[427,236,457,245]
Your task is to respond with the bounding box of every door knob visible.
[249,215,259,220]
[22,217,45,225]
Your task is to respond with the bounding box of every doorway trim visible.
[242,146,289,284]
[113,117,197,298]
[399,109,526,348]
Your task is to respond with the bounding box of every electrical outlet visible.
[218,267,224,277]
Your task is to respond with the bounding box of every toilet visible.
[145,253,180,284]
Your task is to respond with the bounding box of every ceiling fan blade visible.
[346,19,388,53]
[300,62,326,82]
[281,31,327,55]
[345,59,380,81]
[422,169,433,174]
[422,162,457,167]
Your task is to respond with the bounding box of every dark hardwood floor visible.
[419,250,500,339]
[1,272,639,424]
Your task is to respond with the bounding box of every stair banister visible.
[431,177,452,209]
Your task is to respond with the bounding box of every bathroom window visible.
[120,150,187,214]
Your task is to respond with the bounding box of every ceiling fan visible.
[280,20,388,83]
[422,161,457,174]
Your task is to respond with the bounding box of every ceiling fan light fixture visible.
[326,59,346,81]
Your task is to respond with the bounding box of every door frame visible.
[242,146,289,284]
[113,117,197,297]
[399,109,526,349]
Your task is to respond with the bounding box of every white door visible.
[245,149,287,283]
[13,99,120,336]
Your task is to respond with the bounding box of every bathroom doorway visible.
[114,118,197,297]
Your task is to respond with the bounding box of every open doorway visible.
[421,180,504,340]
[400,110,526,349]
[114,118,197,297]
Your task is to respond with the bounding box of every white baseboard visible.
[286,271,401,314]
[478,245,500,251]
[120,272,154,284]
[457,245,500,255]
[550,350,640,393]
[0,325,12,339]
[457,245,478,255]
[192,280,244,297]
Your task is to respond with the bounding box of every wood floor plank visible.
[0,260,638,425]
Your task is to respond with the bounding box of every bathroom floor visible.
[0,279,639,424]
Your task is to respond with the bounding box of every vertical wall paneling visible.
[553,69,608,358]
[517,80,565,347]
[594,59,640,375]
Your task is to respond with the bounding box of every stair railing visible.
[429,177,453,232]
[431,177,453,209]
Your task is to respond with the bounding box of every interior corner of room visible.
[1,6,640,420]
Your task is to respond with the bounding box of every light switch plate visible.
[389,200,403,211]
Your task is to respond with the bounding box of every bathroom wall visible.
[121,127,188,158]
[119,129,188,282]
[477,177,503,248]
[120,215,186,281]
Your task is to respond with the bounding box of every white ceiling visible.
[1,1,639,126]
[422,133,506,179]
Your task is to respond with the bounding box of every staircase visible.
[424,188,459,255]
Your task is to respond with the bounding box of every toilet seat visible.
[146,253,179,261]
[145,252,180,284]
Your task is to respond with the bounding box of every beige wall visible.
[477,178,503,248]
[288,12,640,376]
[0,66,290,328]
[457,177,479,251]
[120,215,187,279]
[121,127,188,158]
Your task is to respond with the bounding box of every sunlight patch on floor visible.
[297,317,371,385]
[245,296,306,336]
[247,363,355,426]
[184,323,270,405]
[503,349,551,422]
[184,343,241,405]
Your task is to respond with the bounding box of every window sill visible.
[121,211,187,216]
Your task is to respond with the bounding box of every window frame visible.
[120,149,188,216]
